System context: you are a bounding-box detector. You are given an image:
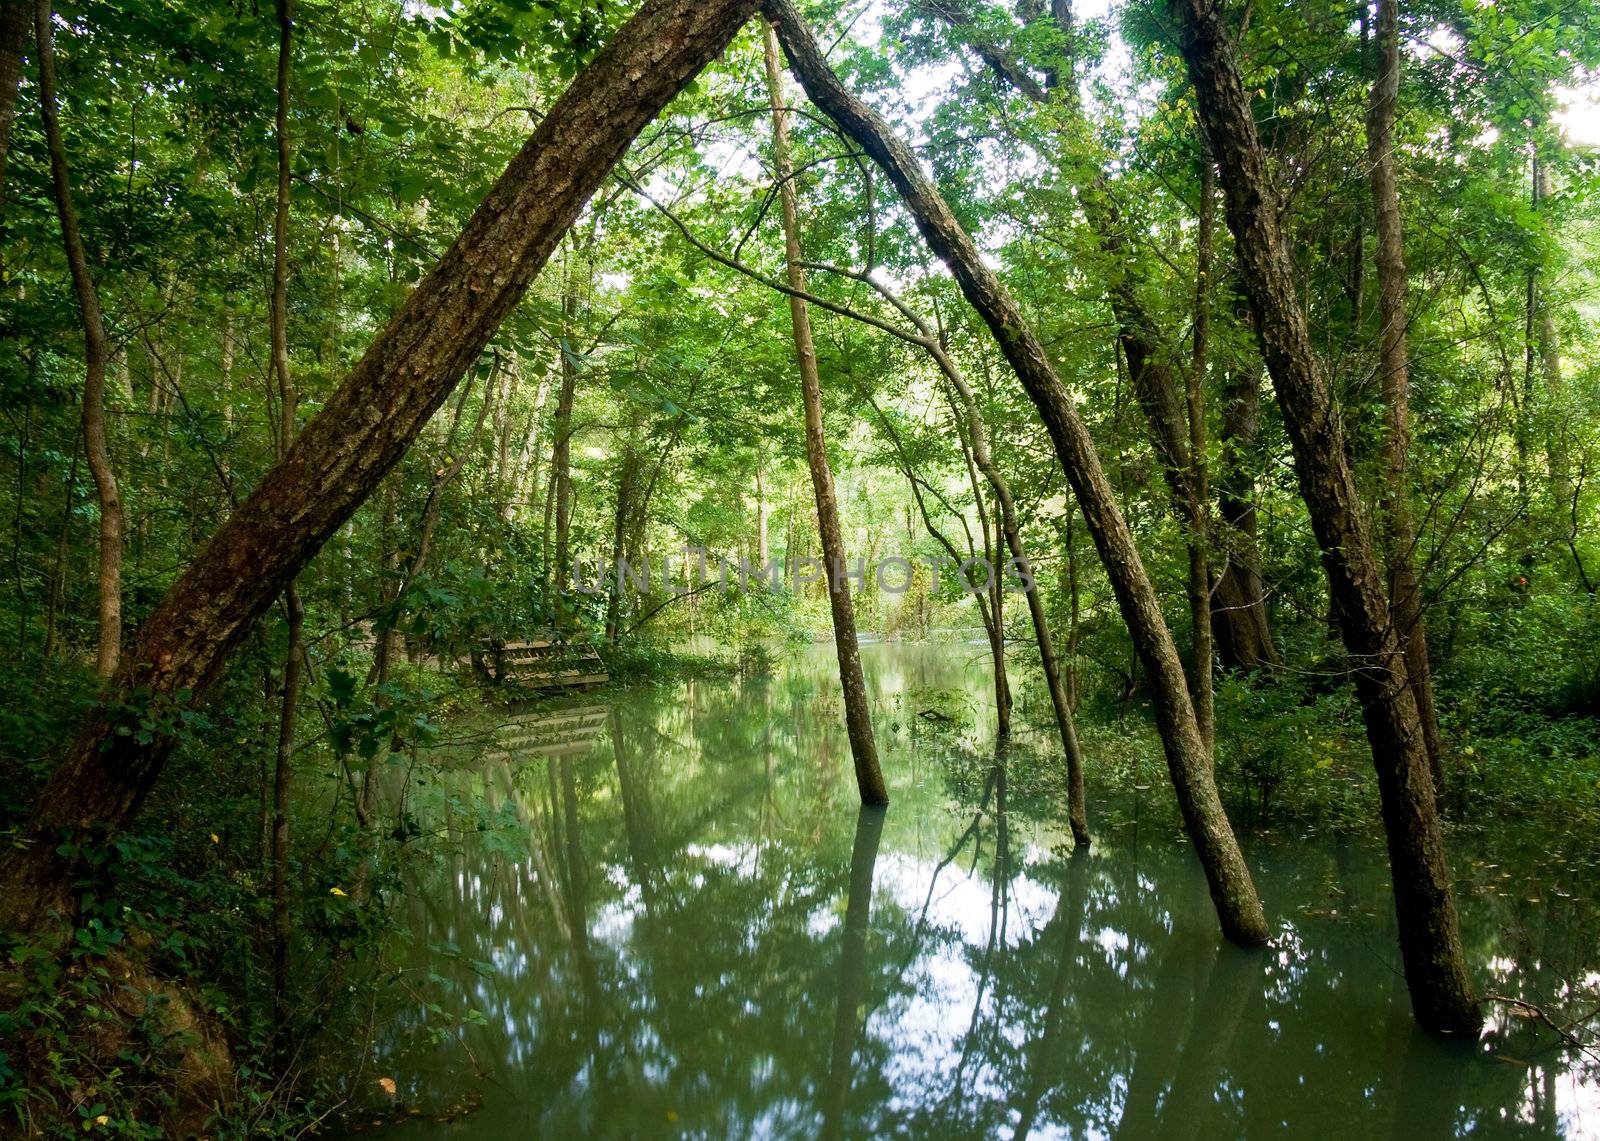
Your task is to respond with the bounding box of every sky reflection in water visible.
[363,644,1600,1139]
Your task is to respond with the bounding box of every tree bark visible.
[0,0,763,933]
[1188,150,1215,754]
[763,22,886,806]
[552,269,579,596]
[36,0,121,679]
[1367,0,1444,798]
[1212,362,1280,671]
[605,431,639,643]
[268,0,300,1040]
[1172,0,1480,1035]
[0,0,27,210]
[766,0,1265,945]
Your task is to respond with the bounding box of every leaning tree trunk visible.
[0,0,764,934]
[1366,0,1444,798]
[36,0,122,679]
[1172,0,1480,1035]
[762,22,886,806]
[765,0,1266,946]
[926,0,1245,744]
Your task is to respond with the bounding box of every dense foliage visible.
[1,0,1597,1131]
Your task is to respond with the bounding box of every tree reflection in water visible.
[368,645,1600,1139]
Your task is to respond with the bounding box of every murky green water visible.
[352,644,1600,1138]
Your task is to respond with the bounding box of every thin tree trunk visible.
[926,0,1260,733]
[1213,361,1280,671]
[756,455,770,566]
[508,360,553,523]
[765,0,1265,945]
[1173,0,1480,1035]
[948,393,1012,736]
[943,363,1090,846]
[605,434,638,642]
[762,21,886,806]
[36,0,121,679]
[38,435,81,674]
[552,270,579,595]
[1367,0,1444,798]
[1530,158,1569,510]
[1188,150,1215,755]
[0,0,764,933]
[268,0,301,1040]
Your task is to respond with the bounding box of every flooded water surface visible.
[356,645,1600,1138]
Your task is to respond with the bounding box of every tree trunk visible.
[1173,0,1480,1035]
[36,0,121,679]
[552,270,579,596]
[1367,0,1444,798]
[763,22,887,806]
[948,395,1012,736]
[0,0,763,933]
[1188,150,1215,755]
[766,0,1266,945]
[927,0,1253,742]
[755,455,770,566]
[0,0,27,210]
[1212,363,1280,671]
[942,359,1090,846]
[268,0,300,1040]
[605,435,639,642]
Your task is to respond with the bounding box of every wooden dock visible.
[479,636,609,692]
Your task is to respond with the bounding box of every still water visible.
[358,644,1600,1138]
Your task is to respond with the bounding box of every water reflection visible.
[364,645,1600,1138]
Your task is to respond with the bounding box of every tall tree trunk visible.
[762,22,887,806]
[552,270,579,598]
[1188,149,1215,754]
[0,0,27,210]
[36,0,121,679]
[1367,0,1444,798]
[1212,361,1280,671]
[1172,0,1480,1035]
[268,0,300,1040]
[0,0,763,933]
[765,0,1266,946]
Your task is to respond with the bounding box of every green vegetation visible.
[1,0,1598,1131]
